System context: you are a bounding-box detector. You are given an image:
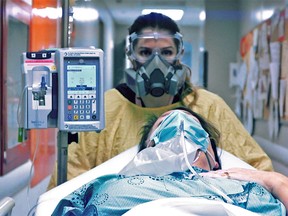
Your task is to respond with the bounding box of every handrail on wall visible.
[0,197,15,216]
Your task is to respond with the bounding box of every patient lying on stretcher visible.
[52,107,288,216]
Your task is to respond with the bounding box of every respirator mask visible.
[119,110,212,176]
[125,32,188,97]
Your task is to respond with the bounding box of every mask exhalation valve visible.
[148,69,165,97]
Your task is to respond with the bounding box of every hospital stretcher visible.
[34,146,258,216]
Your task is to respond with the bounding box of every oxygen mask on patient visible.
[119,110,210,176]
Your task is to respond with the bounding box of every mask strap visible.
[135,97,145,107]
[205,151,217,171]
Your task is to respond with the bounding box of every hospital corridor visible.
[1,0,288,215]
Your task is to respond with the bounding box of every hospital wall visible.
[205,0,288,176]
[240,0,288,177]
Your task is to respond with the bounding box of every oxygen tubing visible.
[179,120,234,204]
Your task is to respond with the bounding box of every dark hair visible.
[128,12,180,35]
[138,106,222,169]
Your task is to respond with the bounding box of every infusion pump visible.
[21,48,105,132]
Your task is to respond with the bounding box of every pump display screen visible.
[67,65,96,90]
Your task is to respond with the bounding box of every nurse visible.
[48,12,272,189]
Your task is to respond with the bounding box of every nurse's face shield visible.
[128,32,184,64]
[125,31,187,97]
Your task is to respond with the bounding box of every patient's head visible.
[139,107,221,171]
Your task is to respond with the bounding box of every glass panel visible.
[6,16,29,149]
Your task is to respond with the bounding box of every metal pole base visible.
[57,130,68,186]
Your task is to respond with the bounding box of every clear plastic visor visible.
[128,32,184,64]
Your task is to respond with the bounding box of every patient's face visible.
[147,110,218,171]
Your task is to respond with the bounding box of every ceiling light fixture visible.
[256,9,274,21]
[32,7,62,19]
[199,10,206,21]
[142,9,184,21]
[73,7,99,21]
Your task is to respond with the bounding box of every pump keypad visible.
[66,94,97,121]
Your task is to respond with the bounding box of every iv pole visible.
[57,131,69,185]
[57,0,70,186]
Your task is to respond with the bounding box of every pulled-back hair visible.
[128,12,180,35]
[138,106,222,169]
